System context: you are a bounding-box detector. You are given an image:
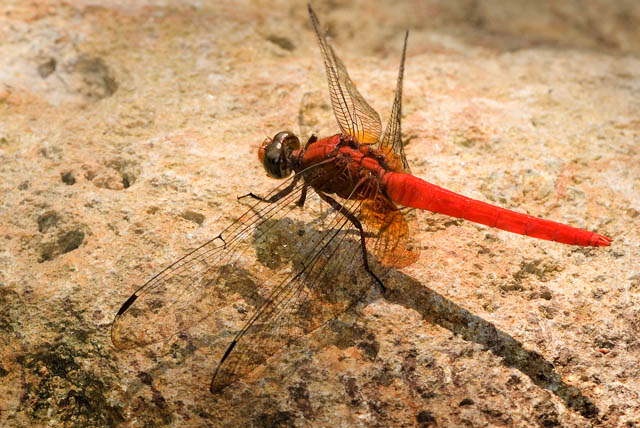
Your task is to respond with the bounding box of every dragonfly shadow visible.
[115,207,598,419]
[251,208,598,419]
[385,273,599,419]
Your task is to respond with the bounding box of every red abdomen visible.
[383,172,611,247]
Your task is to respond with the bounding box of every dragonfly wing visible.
[111,162,378,392]
[110,173,316,350]
[210,194,374,392]
[308,4,382,145]
[360,194,419,269]
[379,31,410,173]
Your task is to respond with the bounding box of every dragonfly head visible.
[258,131,300,179]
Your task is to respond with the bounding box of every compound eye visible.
[262,142,285,178]
[273,131,300,151]
[260,131,300,179]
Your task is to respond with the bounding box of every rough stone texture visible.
[1,0,639,427]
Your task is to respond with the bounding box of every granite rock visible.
[1,1,639,427]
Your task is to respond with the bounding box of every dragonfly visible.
[111,5,612,394]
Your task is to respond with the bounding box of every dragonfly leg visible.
[317,192,386,293]
[296,184,308,207]
[238,175,301,203]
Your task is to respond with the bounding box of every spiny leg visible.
[317,192,386,293]
[238,175,301,203]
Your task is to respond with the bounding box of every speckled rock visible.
[1,1,639,427]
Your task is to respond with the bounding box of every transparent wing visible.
[308,4,382,145]
[209,180,422,392]
[111,161,410,393]
[110,172,323,351]
[210,193,374,392]
[379,31,410,173]
[360,194,419,269]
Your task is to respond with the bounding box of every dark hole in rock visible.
[459,398,474,406]
[69,56,118,100]
[37,211,60,233]
[39,145,62,160]
[38,58,57,78]
[40,242,56,262]
[256,411,296,428]
[61,171,76,185]
[137,371,153,385]
[180,210,205,225]
[416,410,437,426]
[107,158,141,189]
[267,35,295,51]
[58,230,85,254]
[357,340,380,360]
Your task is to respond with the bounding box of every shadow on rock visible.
[385,272,599,419]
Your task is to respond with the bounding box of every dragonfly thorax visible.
[259,131,301,179]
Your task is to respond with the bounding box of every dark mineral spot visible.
[39,145,62,160]
[288,382,314,419]
[138,371,153,385]
[329,319,366,349]
[71,329,89,344]
[21,342,124,426]
[23,344,79,378]
[416,410,437,427]
[37,57,57,78]
[534,400,560,427]
[255,410,296,428]
[514,259,562,282]
[482,408,504,418]
[344,376,358,399]
[151,389,167,409]
[60,171,76,185]
[357,337,380,360]
[627,207,640,218]
[594,336,616,349]
[37,211,60,233]
[40,242,56,262]
[58,229,84,254]
[506,374,521,386]
[459,398,474,406]
[267,35,295,51]
[540,287,553,300]
[107,158,141,189]
[180,210,205,225]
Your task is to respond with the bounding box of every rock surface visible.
[1,0,639,427]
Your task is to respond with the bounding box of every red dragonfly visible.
[111,5,611,393]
